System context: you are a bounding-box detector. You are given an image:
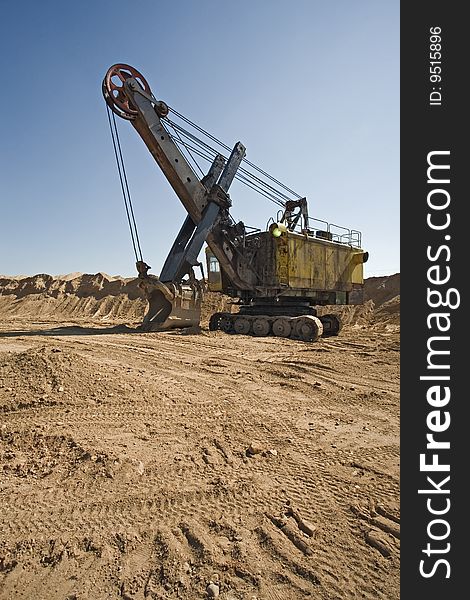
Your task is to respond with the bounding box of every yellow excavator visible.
[102,64,368,342]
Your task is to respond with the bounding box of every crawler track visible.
[209,312,341,341]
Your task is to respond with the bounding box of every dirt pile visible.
[0,273,232,327]
[364,273,400,327]
[320,272,400,328]
[0,272,142,299]
[364,273,400,307]
[0,273,146,323]
[0,345,128,413]
[318,300,376,326]
[0,272,399,328]
[316,273,400,329]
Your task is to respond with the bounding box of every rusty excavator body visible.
[102,64,368,342]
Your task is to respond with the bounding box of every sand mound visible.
[364,273,400,307]
[321,295,400,329]
[0,273,148,323]
[363,273,400,328]
[373,294,400,325]
[0,346,89,393]
[0,272,142,301]
[0,345,127,413]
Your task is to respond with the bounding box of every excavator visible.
[102,64,368,342]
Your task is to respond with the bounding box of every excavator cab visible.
[206,249,223,292]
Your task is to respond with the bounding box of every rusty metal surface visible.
[123,75,256,292]
[138,277,202,331]
[252,231,365,293]
[102,64,151,120]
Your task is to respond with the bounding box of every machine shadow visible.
[0,325,143,338]
[0,324,203,339]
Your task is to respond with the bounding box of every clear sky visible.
[0,0,399,278]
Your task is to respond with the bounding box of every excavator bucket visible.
[138,277,202,331]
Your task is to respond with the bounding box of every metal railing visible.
[281,216,362,248]
[258,216,363,248]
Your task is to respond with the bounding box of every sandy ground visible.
[0,310,400,599]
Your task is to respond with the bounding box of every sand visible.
[0,273,400,599]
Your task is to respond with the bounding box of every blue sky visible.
[0,0,399,278]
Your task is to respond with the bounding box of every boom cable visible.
[163,131,287,208]
[106,105,144,262]
[163,119,205,178]
[164,117,288,203]
[166,107,303,201]
[162,116,291,207]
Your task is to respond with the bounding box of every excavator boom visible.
[103,64,257,329]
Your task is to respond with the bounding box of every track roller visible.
[219,315,234,333]
[272,317,292,338]
[252,317,271,337]
[233,316,251,334]
[209,312,227,331]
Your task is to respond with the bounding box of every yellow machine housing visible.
[206,228,367,306]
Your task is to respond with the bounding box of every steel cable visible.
[166,107,303,200]
[106,105,144,262]
[163,117,290,206]
[163,132,286,208]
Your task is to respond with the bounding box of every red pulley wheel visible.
[102,63,152,120]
